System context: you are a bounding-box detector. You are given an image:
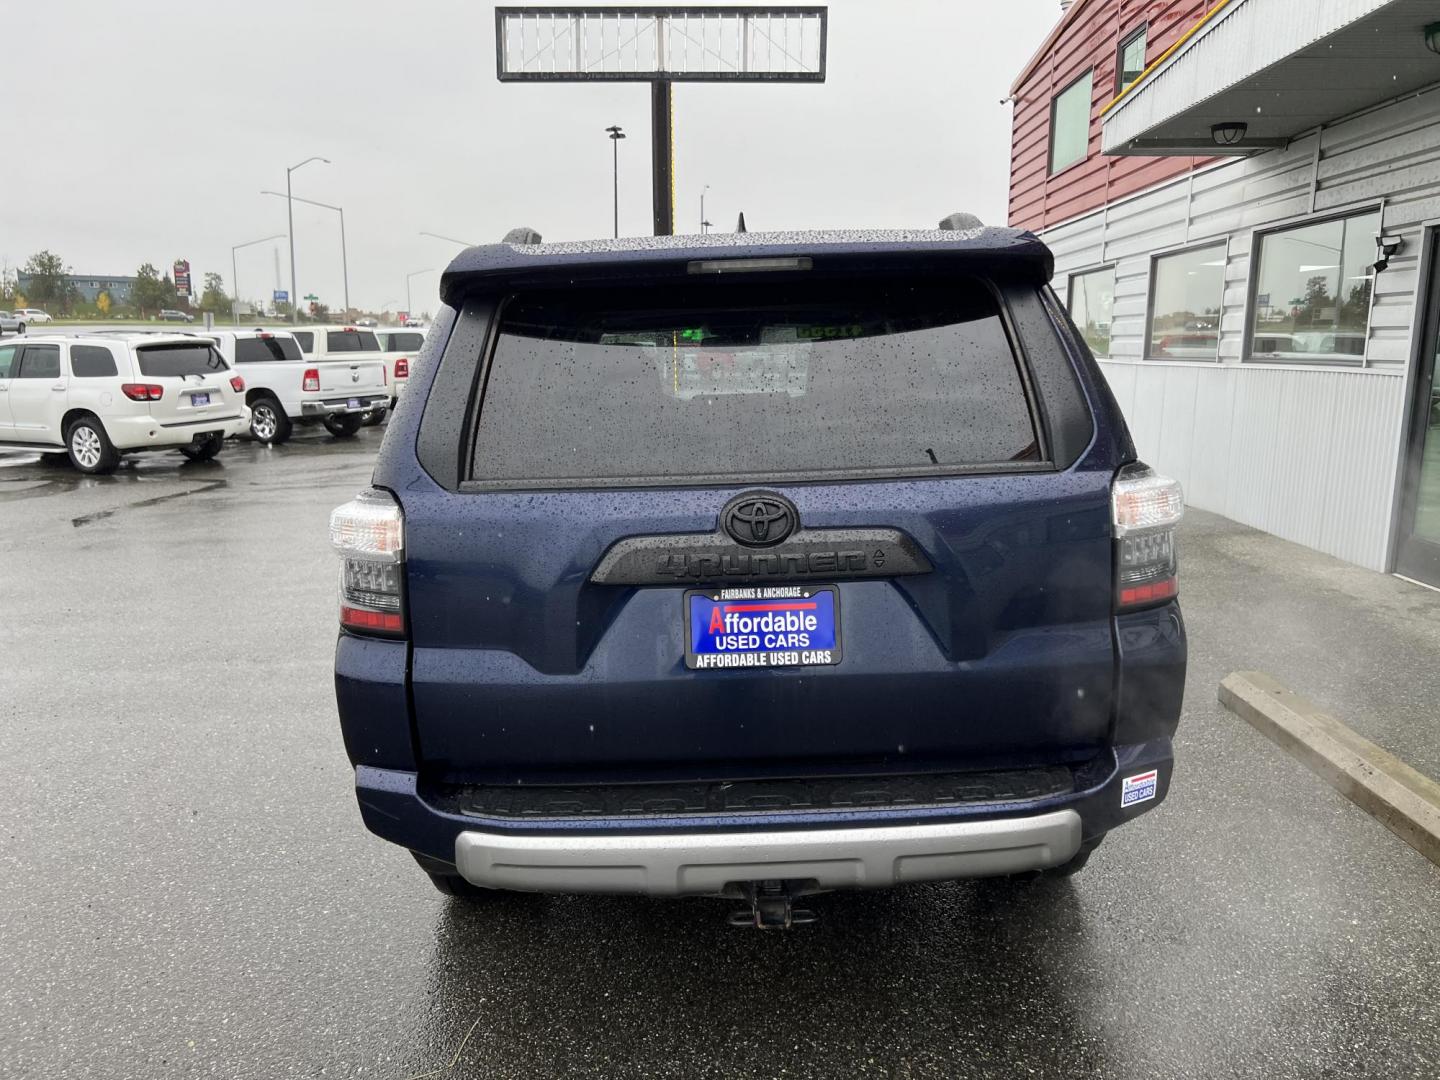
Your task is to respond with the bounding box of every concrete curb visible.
[1218,671,1440,868]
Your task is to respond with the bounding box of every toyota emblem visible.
[721,492,797,547]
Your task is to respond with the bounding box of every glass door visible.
[1395,229,1440,585]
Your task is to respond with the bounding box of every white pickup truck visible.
[206,328,388,444]
[291,325,394,428]
[374,327,425,417]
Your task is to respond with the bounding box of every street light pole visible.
[606,125,626,239]
[337,206,349,314]
[282,155,330,323]
[700,184,710,234]
[405,269,434,321]
[231,234,286,325]
[263,188,344,314]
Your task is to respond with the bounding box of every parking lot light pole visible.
[606,125,625,238]
[231,234,286,325]
[263,190,347,314]
[700,184,710,234]
[406,270,434,321]
[284,156,330,323]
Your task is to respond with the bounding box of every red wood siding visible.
[1008,0,1217,233]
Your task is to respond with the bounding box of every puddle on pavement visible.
[71,479,230,527]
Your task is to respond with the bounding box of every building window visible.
[1116,26,1147,93]
[1049,70,1093,174]
[1067,266,1116,357]
[1147,243,1226,361]
[1247,209,1379,364]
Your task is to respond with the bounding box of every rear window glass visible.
[235,336,303,363]
[325,331,380,352]
[136,344,228,377]
[71,345,119,378]
[468,279,1039,486]
[387,332,424,351]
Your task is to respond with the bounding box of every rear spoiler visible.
[440,228,1054,305]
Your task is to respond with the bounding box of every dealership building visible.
[1009,0,1440,587]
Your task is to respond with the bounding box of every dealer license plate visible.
[685,585,841,671]
[190,392,210,406]
[348,397,361,409]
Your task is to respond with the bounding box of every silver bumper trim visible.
[301,397,386,416]
[453,809,1082,896]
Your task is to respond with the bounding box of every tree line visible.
[4,250,234,319]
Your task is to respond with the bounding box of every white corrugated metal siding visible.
[1048,88,1440,570]
[1095,360,1406,569]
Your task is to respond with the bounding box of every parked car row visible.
[0,324,423,473]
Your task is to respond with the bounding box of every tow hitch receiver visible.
[728,881,818,930]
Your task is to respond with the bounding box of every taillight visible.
[230,375,245,393]
[303,368,320,392]
[395,357,409,379]
[121,383,164,401]
[1112,463,1183,611]
[330,489,406,637]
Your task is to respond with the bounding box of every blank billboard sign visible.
[496,6,827,81]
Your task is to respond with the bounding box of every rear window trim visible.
[456,276,1053,493]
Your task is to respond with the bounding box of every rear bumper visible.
[108,409,251,450]
[301,395,388,417]
[351,738,1174,896]
[454,810,1082,895]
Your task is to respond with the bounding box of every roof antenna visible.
[502,226,542,245]
[735,212,748,234]
[938,212,984,230]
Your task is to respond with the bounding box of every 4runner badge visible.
[722,492,796,547]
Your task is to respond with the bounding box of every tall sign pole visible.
[651,80,673,235]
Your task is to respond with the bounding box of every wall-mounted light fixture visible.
[1424,22,1440,55]
[1374,233,1404,274]
[1211,122,1247,146]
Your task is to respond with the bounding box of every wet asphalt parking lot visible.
[2,426,1438,1079]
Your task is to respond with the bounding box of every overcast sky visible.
[6,0,1060,314]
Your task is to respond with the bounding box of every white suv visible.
[0,334,250,474]
[14,308,52,324]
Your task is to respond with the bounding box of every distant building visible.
[1009,0,1440,588]
[16,273,137,304]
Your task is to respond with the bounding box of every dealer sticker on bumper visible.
[1121,769,1159,807]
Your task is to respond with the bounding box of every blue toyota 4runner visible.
[331,227,1186,927]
